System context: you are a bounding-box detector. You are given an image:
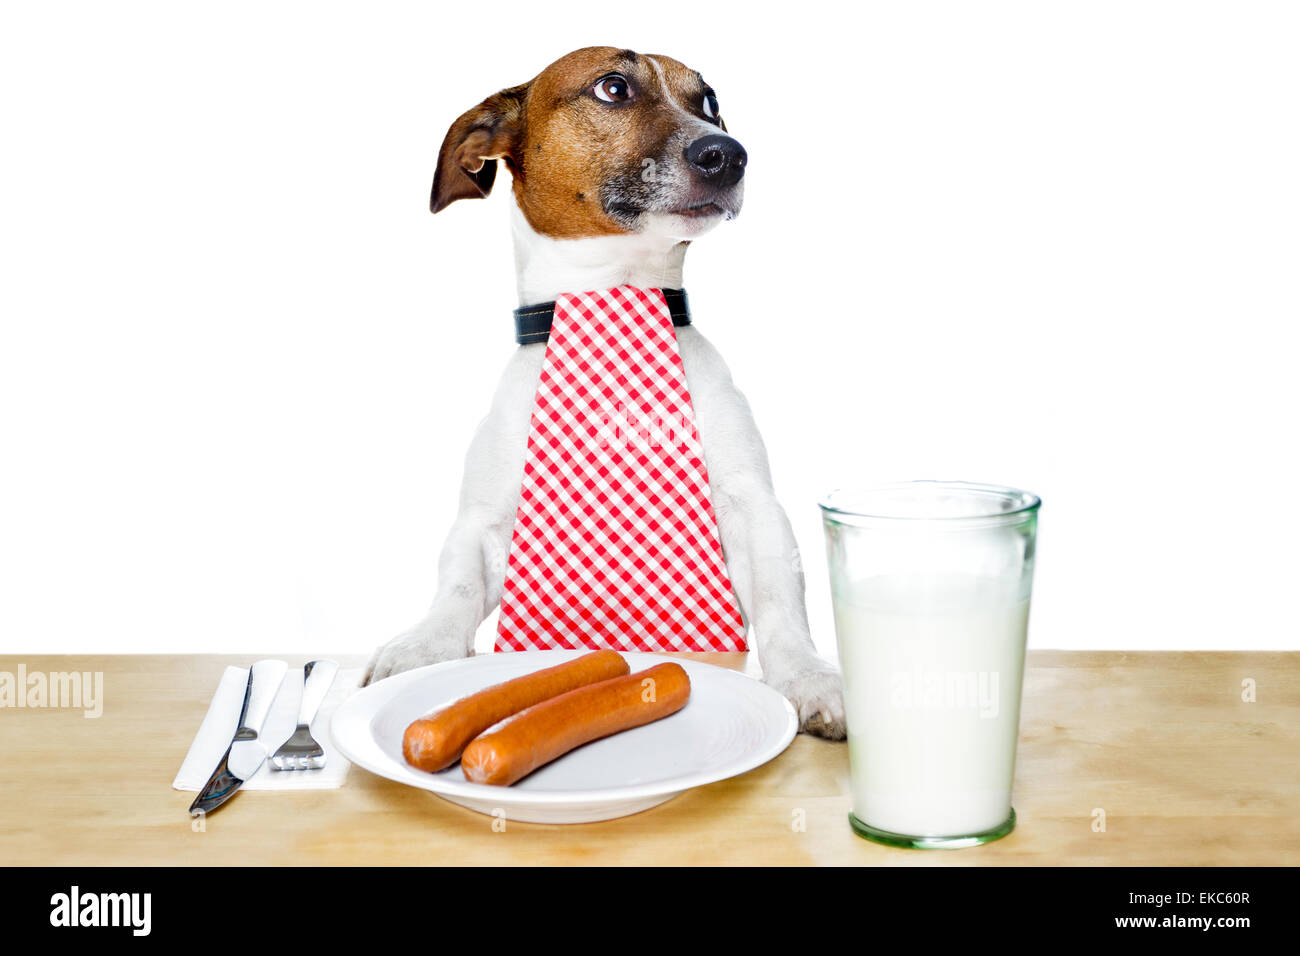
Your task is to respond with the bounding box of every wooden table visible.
[1,651,1295,865]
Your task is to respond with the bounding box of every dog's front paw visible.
[768,664,847,740]
[362,627,472,686]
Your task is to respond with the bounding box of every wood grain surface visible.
[0,651,1295,865]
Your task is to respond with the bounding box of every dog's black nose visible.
[685,134,747,188]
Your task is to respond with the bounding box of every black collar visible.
[513,288,691,345]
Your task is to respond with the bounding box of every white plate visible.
[331,650,798,823]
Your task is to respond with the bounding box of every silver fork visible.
[270,659,339,771]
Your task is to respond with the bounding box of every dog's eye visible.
[593,75,633,103]
[702,89,720,120]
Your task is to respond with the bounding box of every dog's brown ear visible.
[430,83,528,214]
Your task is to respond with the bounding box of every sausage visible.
[402,649,629,773]
[461,662,691,786]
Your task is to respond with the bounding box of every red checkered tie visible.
[496,286,748,653]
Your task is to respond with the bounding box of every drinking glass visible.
[820,481,1040,848]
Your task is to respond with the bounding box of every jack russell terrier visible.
[363,46,845,739]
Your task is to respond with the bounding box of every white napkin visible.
[172,662,363,791]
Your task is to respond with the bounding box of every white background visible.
[2,1,1297,657]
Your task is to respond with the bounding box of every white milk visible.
[833,572,1030,837]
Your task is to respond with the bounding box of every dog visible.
[363,46,845,739]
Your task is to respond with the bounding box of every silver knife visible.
[189,659,288,816]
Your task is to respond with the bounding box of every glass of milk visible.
[820,481,1040,848]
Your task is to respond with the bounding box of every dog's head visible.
[430,46,745,241]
